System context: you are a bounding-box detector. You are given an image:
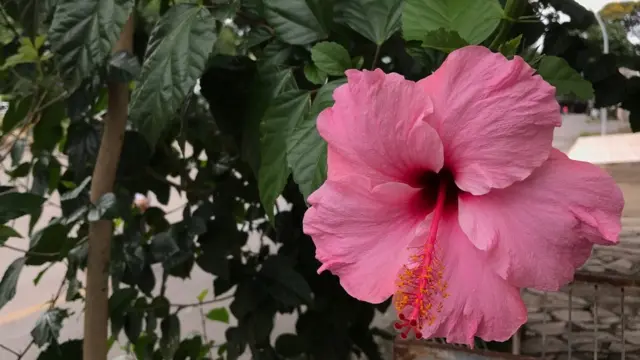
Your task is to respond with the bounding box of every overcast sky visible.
[576,0,610,11]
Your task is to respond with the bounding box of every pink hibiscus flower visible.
[302,46,624,345]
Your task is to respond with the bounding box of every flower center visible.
[393,169,455,339]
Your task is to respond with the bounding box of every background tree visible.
[0,0,602,359]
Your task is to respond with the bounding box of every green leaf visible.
[499,34,522,57]
[6,162,31,178]
[243,67,297,173]
[125,307,144,343]
[108,50,141,83]
[0,225,21,245]
[421,28,469,53]
[263,0,329,45]
[32,99,66,154]
[87,192,118,221]
[275,334,304,358]
[151,296,170,318]
[260,256,313,304]
[631,111,640,133]
[196,289,208,303]
[37,339,83,360]
[287,79,345,200]
[150,231,180,263]
[0,191,46,223]
[27,223,70,265]
[206,307,230,324]
[403,0,503,44]
[10,138,26,167]
[304,64,328,85]
[109,287,138,338]
[352,56,364,69]
[129,4,216,147]
[160,315,181,359]
[31,308,69,347]
[310,42,352,76]
[2,96,33,133]
[258,91,311,221]
[335,0,402,45]
[60,176,91,202]
[48,0,134,85]
[0,257,26,310]
[536,56,594,101]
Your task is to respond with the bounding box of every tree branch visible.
[83,15,135,360]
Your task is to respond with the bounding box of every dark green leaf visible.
[403,0,503,44]
[10,138,26,166]
[258,90,311,221]
[152,296,171,318]
[2,96,32,133]
[31,308,69,347]
[150,231,180,263]
[108,50,141,83]
[243,67,297,173]
[87,192,118,221]
[275,334,304,358]
[631,111,640,133]
[225,327,247,360]
[0,191,45,223]
[0,225,21,245]
[160,314,181,359]
[48,0,134,85]
[0,257,25,310]
[137,265,156,296]
[536,56,594,100]
[7,162,31,178]
[499,34,522,57]
[60,176,91,202]
[335,0,402,45]
[421,28,469,53]
[263,0,329,45]
[66,277,81,301]
[32,100,66,154]
[109,287,138,337]
[287,79,345,199]
[37,339,83,360]
[260,256,312,304]
[129,4,217,147]
[352,56,364,69]
[310,42,352,76]
[125,309,144,343]
[206,307,230,324]
[27,223,69,265]
[304,64,328,85]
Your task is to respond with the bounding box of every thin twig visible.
[0,344,20,357]
[1,237,88,257]
[171,294,234,308]
[16,341,33,360]
[14,278,67,359]
[198,300,214,359]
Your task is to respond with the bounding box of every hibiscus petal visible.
[303,174,428,303]
[408,214,527,345]
[417,46,561,195]
[458,149,624,290]
[319,69,444,185]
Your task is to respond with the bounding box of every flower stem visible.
[489,0,528,50]
[371,45,381,70]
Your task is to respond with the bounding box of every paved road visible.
[0,114,630,359]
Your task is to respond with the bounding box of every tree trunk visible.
[83,15,134,360]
